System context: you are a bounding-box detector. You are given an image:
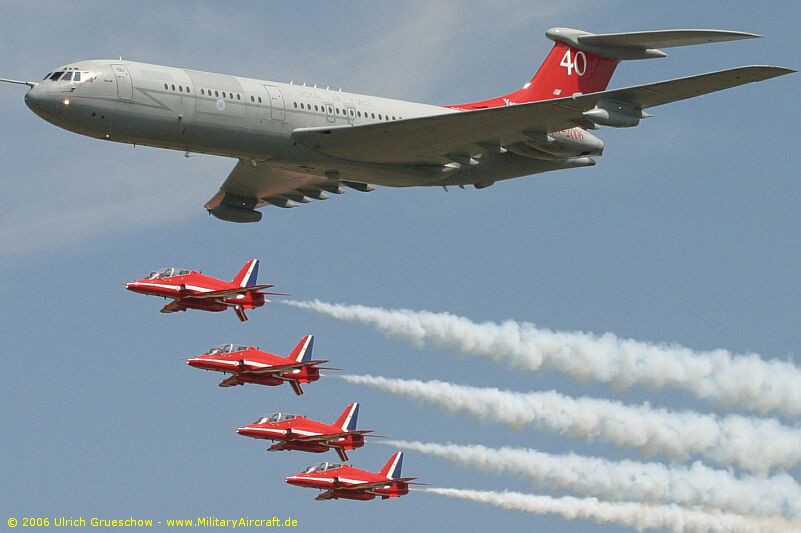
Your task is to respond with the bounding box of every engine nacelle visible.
[522,128,604,157]
[583,99,651,128]
[208,204,262,223]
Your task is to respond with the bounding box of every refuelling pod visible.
[583,99,653,128]
[208,204,262,223]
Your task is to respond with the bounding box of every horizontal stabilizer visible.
[547,28,761,60]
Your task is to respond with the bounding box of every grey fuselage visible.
[24,60,597,188]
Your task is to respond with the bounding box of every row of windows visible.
[164,82,191,93]
[158,84,400,120]
[292,100,401,121]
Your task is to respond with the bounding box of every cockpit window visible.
[50,72,64,81]
[258,413,298,424]
[61,72,73,82]
[304,462,341,474]
[42,73,52,80]
[73,72,81,82]
[208,343,246,355]
[146,267,191,279]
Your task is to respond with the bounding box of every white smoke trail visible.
[286,300,801,416]
[340,374,801,474]
[422,488,798,532]
[388,440,801,519]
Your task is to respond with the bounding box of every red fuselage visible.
[187,347,320,389]
[237,417,365,455]
[125,271,264,313]
[286,465,409,501]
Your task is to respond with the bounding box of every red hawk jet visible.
[186,335,327,394]
[286,452,419,501]
[237,403,375,461]
[125,259,280,321]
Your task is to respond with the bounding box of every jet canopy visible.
[208,343,249,355]
[303,462,342,474]
[257,413,299,424]
[147,267,191,279]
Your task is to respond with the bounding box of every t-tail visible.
[232,259,259,287]
[378,452,404,479]
[450,27,761,109]
[334,402,359,432]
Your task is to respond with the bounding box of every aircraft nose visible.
[24,84,65,120]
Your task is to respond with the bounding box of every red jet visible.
[125,259,280,321]
[186,335,328,395]
[237,403,376,461]
[286,452,419,501]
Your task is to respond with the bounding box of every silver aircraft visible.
[2,27,793,223]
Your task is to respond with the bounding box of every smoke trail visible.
[422,488,798,532]
[285,300,801,416]
[340,374,801,474]
[388,440,801,519]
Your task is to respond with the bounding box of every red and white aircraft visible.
[186,335,327,394]
[286,452,418,501]
[237,403,375,461]
[125,259,280,321]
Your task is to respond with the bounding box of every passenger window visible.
[300,103,304,109]
[73,72,81,82]
[328,106,333,113]
[392,116,396,120]
[293,102,298,108]
[215,90,219,97]
[186,87,190,93]
[357,111,361,117]
[258,97,262,103]
[335,108,340,114]
[236,93,240,100]
[200,88,204,95]
[314,105,319,111]
[250,95,255,102]
[178,85,182,92]
[371,113,375,119]
[164,83,169,90]
[378,114,382,120]
[62,72,73,82]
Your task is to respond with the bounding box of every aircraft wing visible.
[246,359,329,375]
[293,65,793,165]
[181,284,274,300]
[160,300,185,314]
[286,430,374,444]
[205,159,373,214]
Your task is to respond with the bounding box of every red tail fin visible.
[451,42,618,109]
[231,259,259,287]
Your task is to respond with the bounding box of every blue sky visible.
[1,1,799,531]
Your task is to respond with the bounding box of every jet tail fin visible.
[288,335,314,363]
[450,28,761,109]
[232,259,259,287]
[334,402,359,432]
[378,452,403,479]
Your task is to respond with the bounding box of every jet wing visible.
[287,430,374,443]
[292,65,793,165]
[181,284,274,300]
[246,359,329,375]
[160,300,185,314]
[205,159,373,213]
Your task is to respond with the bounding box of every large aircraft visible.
[125,259,281,321]
[1,28,792,223]
[186,335,329,394]
[286,452,419,501]
[237,402,376,461]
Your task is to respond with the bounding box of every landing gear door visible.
[110,64,133,100]
[263,85,285,121]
